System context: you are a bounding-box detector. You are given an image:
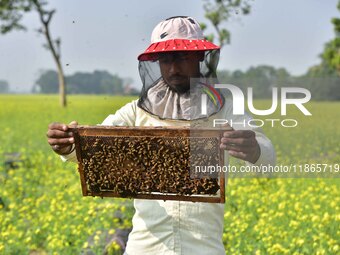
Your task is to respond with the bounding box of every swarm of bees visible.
[80,136,220,197]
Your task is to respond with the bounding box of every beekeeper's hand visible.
[220,129,260,164]
[46,121,78,155]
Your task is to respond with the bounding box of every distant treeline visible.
[1,65,339,100]
[217,65,340,101]
[31,70,139,95]
[0,80,9,93]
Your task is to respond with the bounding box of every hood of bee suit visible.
[137,16,224,121]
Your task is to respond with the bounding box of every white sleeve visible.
[60,100,138,163]
[101,100,137,126]
[252,131,276,166]
[60,144,77,162]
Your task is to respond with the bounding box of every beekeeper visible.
[46,16,275,255]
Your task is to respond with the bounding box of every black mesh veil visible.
[137,49,224,121]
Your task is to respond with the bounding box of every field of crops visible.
[0,95,339,255]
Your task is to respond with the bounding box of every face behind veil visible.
[137,16,224,121]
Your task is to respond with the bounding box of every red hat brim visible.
[138,39,220,61]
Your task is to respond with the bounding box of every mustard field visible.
[0,95,339,254]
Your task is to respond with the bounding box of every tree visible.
[200,0,252,78]
[218,66,293,99]
[321,0,340,75]
[0,80,9,93]
[302,65,340,101]
[300,0,340,101]
[201,0,252,49]
[0,0,67,107]
[67,70,124,95]
[34,70,58,93]
[33,70,127,95]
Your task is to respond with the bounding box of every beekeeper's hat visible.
[138,16,220,61]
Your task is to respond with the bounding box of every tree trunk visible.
[43,17,67,107]
[33,0,67,107]
[56,59,66,107]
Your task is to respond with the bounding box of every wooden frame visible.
[71,126,225,203]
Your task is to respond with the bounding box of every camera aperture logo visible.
[201,84,312,128]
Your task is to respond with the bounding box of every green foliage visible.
[68,70,124,95]
[304,1,340,101]
[218,65,291,99]
[0,80,9,93]
[0,0,50,34]
[322,38,340,73]
[0,0,32,33]
[321,0,340,74]
[34,70,58,94]
[300,65,340,101]
[218,65,340,101]
[0,95,339,254]
[33,70,126,95]
[202,0,252,48]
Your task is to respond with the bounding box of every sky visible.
[0,0,338,92]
